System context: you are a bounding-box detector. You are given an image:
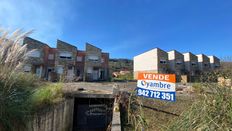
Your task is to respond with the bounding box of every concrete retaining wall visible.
[27,98,74,131]
[111,99,121,131]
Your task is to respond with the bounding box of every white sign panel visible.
[136,73,176,102]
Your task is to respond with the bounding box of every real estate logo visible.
[136,72,176,102]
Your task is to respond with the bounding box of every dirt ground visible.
[142,93,197,131]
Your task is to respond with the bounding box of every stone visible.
[225,79,232,87]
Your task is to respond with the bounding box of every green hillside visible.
[109,59,133,73]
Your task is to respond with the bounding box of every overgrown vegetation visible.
[112,73,134,81]
[127,93,147,130]
[199,69,232,82]
[120,90,196,131]
[0,28,64,131]
[0,29,35,130]
[119,92,147,131]
[192,83,204,93]
[31,83,63,110]
[144,95,196,131]
[166,67,232,130]
[0,67,39,130]
[109,59,134,81]
[167,84,232,130]
[109,59,133,73]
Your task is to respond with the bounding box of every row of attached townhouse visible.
[22,37,109,82]
[133,48,220,81]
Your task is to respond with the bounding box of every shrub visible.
[0,67,38,131]
[113,73,134,81]
[199,69,232,83]
[0,28,36,131]
[31,83,63,109]
[0,28,65,131]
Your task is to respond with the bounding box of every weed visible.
[192,83,204,93]
[167,74,232,130]
[119,91,147,131]
[31,83,63,109]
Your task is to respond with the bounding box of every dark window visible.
[77,70,80,76]
[60,56,66,59]
[59,56,72,59]
[192,63,196,66]
[160,60,166,64]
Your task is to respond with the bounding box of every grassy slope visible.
[109,59,133,81]
[109,59,133,73]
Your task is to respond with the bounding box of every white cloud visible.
[0,0,72,46]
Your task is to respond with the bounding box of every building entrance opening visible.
[73,98,114,131]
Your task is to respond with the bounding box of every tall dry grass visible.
[0,28,33,69]
[119,91,147,131]
[0,28,64,131]
[167,85,232,130]
[0,28,37,131]
[166,71,232,131]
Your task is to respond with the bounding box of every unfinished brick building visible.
[134,48,220,81]
[23,37,109,82]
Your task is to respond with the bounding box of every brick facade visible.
[22,37,109,82]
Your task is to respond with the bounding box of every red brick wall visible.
[102,53,109,68]
[48,48,57,66]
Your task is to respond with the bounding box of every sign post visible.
[136,72,176,102]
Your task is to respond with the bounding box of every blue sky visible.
[0,0,232,60]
